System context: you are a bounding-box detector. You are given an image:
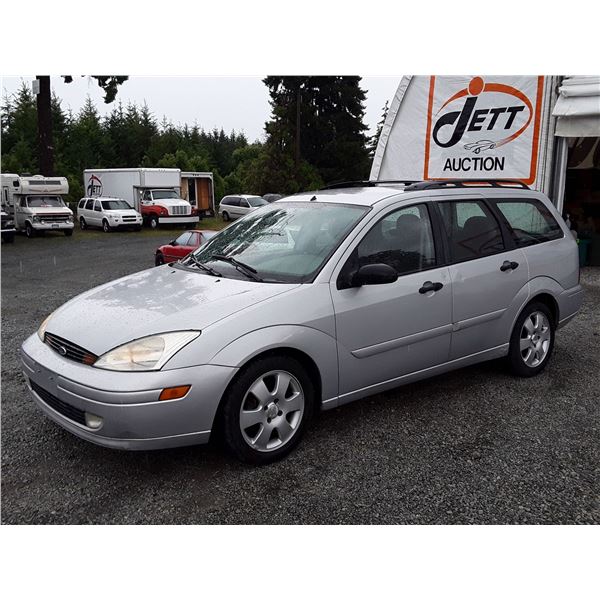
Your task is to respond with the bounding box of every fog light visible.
[159,385,191,401]
[85,412,103,429]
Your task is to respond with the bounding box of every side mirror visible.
[170,239,177,246]
[352,263,398,287]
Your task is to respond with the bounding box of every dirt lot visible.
[1,227,599,524]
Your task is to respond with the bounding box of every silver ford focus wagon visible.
[22,180,584,464]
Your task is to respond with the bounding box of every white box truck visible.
[82,168,199,228]
[1,173,74,238]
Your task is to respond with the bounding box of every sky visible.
[1,76,400,142]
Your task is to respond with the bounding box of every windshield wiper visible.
[184,253,222,277]
[210,254,263,282]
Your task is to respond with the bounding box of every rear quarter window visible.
[494,199,564,247]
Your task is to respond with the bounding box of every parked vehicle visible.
[1,210,16,243]
[1,174,74,238]
[83,168,199,229]
[218,195,267,221]
[155,229,218,265]
[77,197,143,232]
[263,193,284,203]
[22,180,583,464]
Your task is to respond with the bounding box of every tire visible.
[155,252,165,266]
[220,355,314,465]
[222,211,230,222]
[134,226,142,232]
[2,232,15,243]
[25,222,35,238]
[149,215,159,229]
[79,217,87,230]
[508,301,555,377]
[64,229,73,237]
[102,219,111,233]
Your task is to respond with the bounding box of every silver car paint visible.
[22,185,584,450]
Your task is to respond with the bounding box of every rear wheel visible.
[102,219,111,233]
[79,217,87,230]
[508,301,555,377]
[155,252,165,266]
[25,222,35,238]
[221,356,314,464]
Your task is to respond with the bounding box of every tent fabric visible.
[553,76,600,137]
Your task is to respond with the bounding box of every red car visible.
[155,229,218,266]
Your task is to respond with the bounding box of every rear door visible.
[238,198,250,217]
[437,196,528,360]
[92,199,103,226]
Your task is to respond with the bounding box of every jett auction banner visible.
[371,76,548,186]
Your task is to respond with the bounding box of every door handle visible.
[419,281,444,294]
[500,260,519,272]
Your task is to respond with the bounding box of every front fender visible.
[210,325,339,405]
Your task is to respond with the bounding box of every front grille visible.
[38,214,70,223]
[31,380,87,426]
[169,205,189,216]
[122,216,136,222]
[45,332,98,365]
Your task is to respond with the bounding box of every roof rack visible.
[321,180,417,190]
[403,179,530,191]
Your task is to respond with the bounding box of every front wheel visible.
[64,229,73,237]
[221,356,314,464]
[25,222,35,238]
[155,252,165,266]
[508,302,555,377]
[2,232,15,243]
[149,215,159,229]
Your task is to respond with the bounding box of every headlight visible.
[38,313,54,341]
[94,331,200,371]
[68,215,74,222]
[32,216,41,223]
[5,220,14,227]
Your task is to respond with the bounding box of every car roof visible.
[280,183,541,208]
[81,196,128,202]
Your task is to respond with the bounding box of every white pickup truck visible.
[1,174,74,238]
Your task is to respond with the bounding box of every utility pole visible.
[36,75,54,176]
[295,85,301,171]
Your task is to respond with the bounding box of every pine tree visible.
[368,100,389,159]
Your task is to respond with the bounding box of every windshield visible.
[248,197,268,207]
[102,200,131,210]
[26,196,65,208]
[152,190,179,200]
[190,202,368,283]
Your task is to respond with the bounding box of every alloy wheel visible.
[239,370,305,452]
[519,311,551,367]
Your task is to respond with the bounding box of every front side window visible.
[439,200,504,262]
[239,199,250,208]
[94,201,102,212]
[494,199,563,247]
[189,202,368,283]
[342,204,437,282]
[26,196,65,208]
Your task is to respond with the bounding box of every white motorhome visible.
[371,75,600,264]
[1,174,74,238]
[83,168,199,228]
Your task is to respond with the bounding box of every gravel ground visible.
[1,228,599,524]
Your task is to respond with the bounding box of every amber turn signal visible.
[159,385,191,401]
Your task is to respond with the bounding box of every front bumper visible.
[21,334,236,450]
[158,216,199,224]
[33,221,74,231]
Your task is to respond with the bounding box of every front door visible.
[330,202,453,401]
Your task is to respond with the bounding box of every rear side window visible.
[85,199,94,210]
[494,199,564,247]
[439,200,505,262]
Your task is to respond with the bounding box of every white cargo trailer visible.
[83,168,199,228]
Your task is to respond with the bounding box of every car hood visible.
[150,198,188,207]
[106,209,140,217]
[30,207,72,215]
[45,266,299,355]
